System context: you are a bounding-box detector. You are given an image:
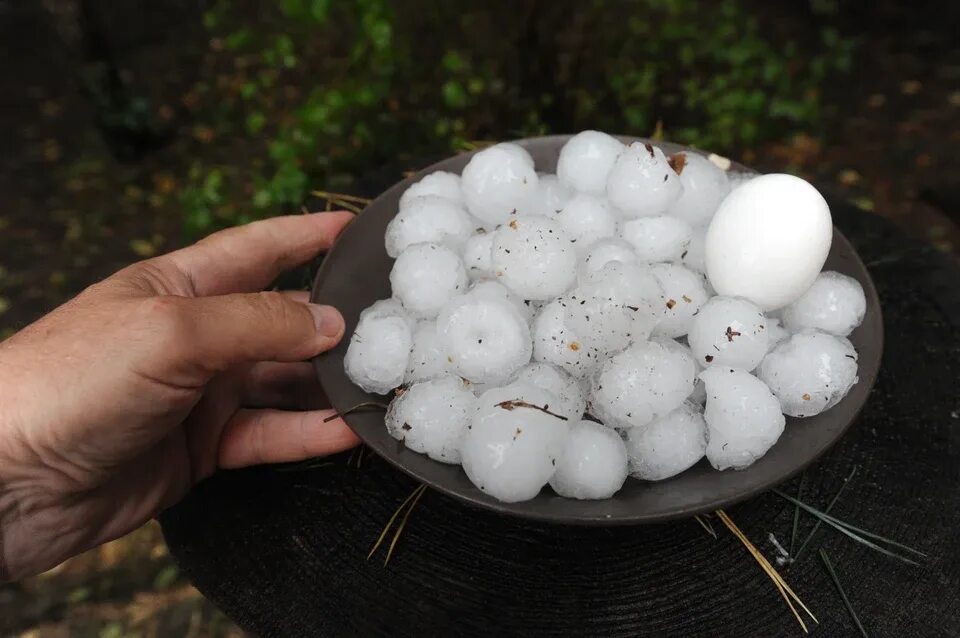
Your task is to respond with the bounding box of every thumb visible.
[178,292,345,371]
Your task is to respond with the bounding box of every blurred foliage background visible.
[1,0,958,635]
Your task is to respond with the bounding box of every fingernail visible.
[308,304,344,337]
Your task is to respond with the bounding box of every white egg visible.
[705,174,832,311]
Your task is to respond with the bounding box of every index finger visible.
[166,212,354,296]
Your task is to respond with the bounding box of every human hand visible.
[0,212,360,581]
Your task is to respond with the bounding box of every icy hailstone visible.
[606,142,683,218]
[625,402,707,481]
[532,173,574,218]
[590,338,696,430]
[578,237,638,278]
[398,171,463,208]
[468,280,535,324]
[389,242,468,318]
[461,143,539,227]
[462,231,495,281]
[385,195,474,258]
[557,130,625,195]
[688,296,769,371]
[781,271,866,337]
[650,263,709,338]
[555,193,618,252]
[404,320,449,384]
[620,215,693,263]
[549,420,628,499]
[514,362,586,421]
[701,367,785,471]
[666,152,731,227]
[344,299,413,394]
[436,288,532,384]
[758,329,859,418]
[386,375,477,464]
[531,298,598,379]
[491,215,577,300]
[460,382,570,503]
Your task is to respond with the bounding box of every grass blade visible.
[820,550,870,638]
[794,466,857,560]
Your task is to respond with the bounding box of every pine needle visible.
[773,490,925,565]
[820,550,870,638]
[355,445,366,468]
[275,459,334,472]
[324,401,390,423]
[716,509,818,633]
[309,190,373,204]
[694,514,717,539]
[793,466,857,561]
[789,473,806,556]
[367,484,426,561]
[384,484,427,566]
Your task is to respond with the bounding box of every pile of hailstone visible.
[345,131,866,503]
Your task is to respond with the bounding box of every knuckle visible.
[134,295,195,344]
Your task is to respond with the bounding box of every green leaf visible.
[442,51,466,72]
[442,81,467,109]
[246,112,267,134]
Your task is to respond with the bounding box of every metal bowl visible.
[311,135,883,525]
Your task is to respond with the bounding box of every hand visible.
[0,212,360,581]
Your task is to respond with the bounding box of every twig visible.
[367,484,426,561]
[384,484,427,566]
[820,550,870,638]
[694,514,717,539]
[495,399,569,421]
[324,401,390,423]
[794,466,857,561]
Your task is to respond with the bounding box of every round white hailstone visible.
[781,271,866,337]
[620,215,693,263]
[468,280,536,324]
[531,298,599,379]
[555,193,618,253]
[666,152,731,227]
[497,142,536,169]
[532,173,574,218]
[390,243,468,318]
[701,366,785,471]
[688,296,769,371]
[491,215,577,300]
[625,402,707,481]
[384,195,475,258]
[344,299,414,394]
[404,320,450,384]
[514,362,586,421]
[650,263,709,338]
[765,317,790,353]
[556,130,625,195]
[460,382,570,503]
[549,420,628,499]
[461,143,539,227]
[680,226,707,275]
[590,338,696,430]
[462,231,495,281]
[385,375,477,464]
[606,142,683,218]
[758,329,859,418]
[436,289,532,384]
[398,171,463,208]
[577,237,638,279]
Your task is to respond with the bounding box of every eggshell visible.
[705,174,831,311]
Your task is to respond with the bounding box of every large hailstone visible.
[666,152,731,227]
[386,375,477,464]
[389,242,468,318]
[468,280,535,324]
[781,271,866,337]
[514,362,586,421]
[404,320,449,384]
[461,143,539,227]
[344,299,414,394]
[531,297,600,379]
[758,329,859,418]
[606,142,683,218]
[549,420,628,499]
[491,215,577,300]
[462,231,495,281]
[385,195,475,258]
[701,367,785,471]
[688,296,769,370]
[398,171,463,208]
[555,193,618,253]
[556,130,625,195]
[460,383,570,503]
[625,402,707,481]
[577,237,639,279]
[590,338,696,430]
[620,215,693,263]
[650,263,709,338]
[436,287,532,384]
[532,173,574,218]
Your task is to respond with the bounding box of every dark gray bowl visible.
[311,135,883,525]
